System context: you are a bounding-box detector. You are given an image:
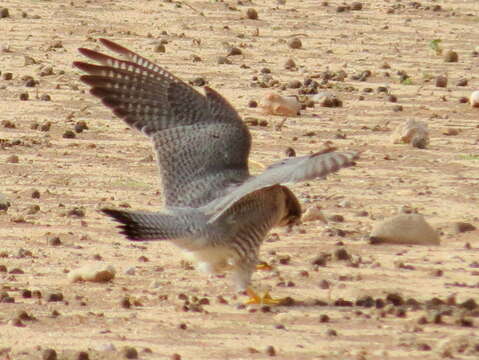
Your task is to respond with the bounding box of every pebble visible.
[391,119,429,149]
[76,351,90,360]
[443,128,459,136]
[454,222,476,233]
[68,264,116,283]
[124,266,136,275]
[288,38,302,49]
[6,154,19,163]
[302,205,328,223]
[42,349,57,360]
[150,279,162,289]
[369,214,440,245]
[0,8,9,18]
[311,92,342,107]
[259,92,300,117]
[470,90,479,108]
[63,130,76,139]
[0,193,10,211]
[245,8,258,20]
[265,345,276,356]
[456,78,468,86]
[19,92,29,101]
[284,58,296,69]
[122,346,138,359]
[435,75,448,88]
[444,50,458,62]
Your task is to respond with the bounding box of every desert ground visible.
[1,0,479,359]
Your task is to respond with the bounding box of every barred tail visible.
[102,208,200,241]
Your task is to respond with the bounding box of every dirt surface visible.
[1,0,479,359]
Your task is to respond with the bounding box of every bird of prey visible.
[74,39,358,304]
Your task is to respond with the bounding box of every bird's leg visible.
[245,288,288,306]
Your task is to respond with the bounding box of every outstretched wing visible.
[74,38,251,207]
[204,149,359,223]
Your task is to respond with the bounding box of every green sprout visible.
[429,39,443,55]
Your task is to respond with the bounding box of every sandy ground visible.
[1,0,479,359]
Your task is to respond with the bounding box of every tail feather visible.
[102,208,196,241]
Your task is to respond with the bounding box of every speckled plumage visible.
[74,39,358,292]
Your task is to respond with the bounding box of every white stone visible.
[68,264,116,283]
[370,214,440,245]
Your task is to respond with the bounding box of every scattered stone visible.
[124,266,136,275]
[63,130,76,139]
[328,214,344,222]
[6,154,19,163]
[312,92,342,107]
[302,206,328,223]
[245,8,258,20]
[76,351,90,360]
[470,91,479,108]
[265,345,276,356]
[435,75,447,88]
[227,47,242,56]
[454,222,476,233]
[288,38,302,49]
[67,207,85,217]
[391,119,429,149]
[47,236,62,246]
[68,264,116,283]
[19,92,29,101]
[456,78,468,86]
[284,58,296,69]
[369,214,440,245]
[217,56,231,65]
[0,8,9,18]
[42,349,57,360]
[47,293,63,302]
[154,44,166,53]
[2,72,12,80]
[74,121,88,133]
[122,346,138,359]
[0,194,10,211]
[259,92,300,117]
[444,50,458,63]
[351,2,363,10]
[285,147,295,157]
[248,100,257,108]
[443,128,459,136]
[120,297,131,309]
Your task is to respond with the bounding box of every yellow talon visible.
[256,262,274,271]
[245,288,287,306]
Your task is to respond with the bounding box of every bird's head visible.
[278,186,302,227]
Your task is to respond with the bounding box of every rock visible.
[369,214,440,245]
[302,206,328,223]
[435,75,448,88]
[454,222,476,233]
[124,266,136,275]
[470,90,479,108]
[259,92,300,117]
[245,8,258,20]
[444,50,458,62]
[311,92,342,107]
[0,194,10,211]
[391,119,429,148]
[288,38,302,49]
[68,264,116,283]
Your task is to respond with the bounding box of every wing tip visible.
[101,208,142,241]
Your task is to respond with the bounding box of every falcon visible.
[74,39,358,304]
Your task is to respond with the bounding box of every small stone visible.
[122,346,138,359]
[288,38,302,49]
[470,91,479,108]
[265,345,276,356]
[227,47,242,56]
[444,50,458,63]
[328,214,344,222]
[2,72,13,80]
[120,297,131,309]
[391,119,429,148]
[302,206,327,223]
[68,264,116,283]
[74,121,88,133]
[285,147,295,157]
[19,92,29,101]
[0,194,10,211]
[287,79,302,89]
[351,2,362,10]
[388,95,397,102]
[46,235,61,246]
[334,248,350,261]
[63,130,76,139]
[248,100,257,108]
[259,92,300,117]
[245,8,258,20]
[6,155,19,163]
[21,289,32,298]
[454,222,476,233]
[67,207,85,217]
[171,354,181,360]
[0,8,10,18]
[284,58,296,69]
[435,75,447,88]
[42,349,57,360]
[124,266,136,275]
[191,77,206,86]
[369,214,440,245]
[47,293,63,302]
[217,56,231,65]
[76,351,90,360]
[443,128,459,136]
[154,44,166,53]
[456,78,468,86]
